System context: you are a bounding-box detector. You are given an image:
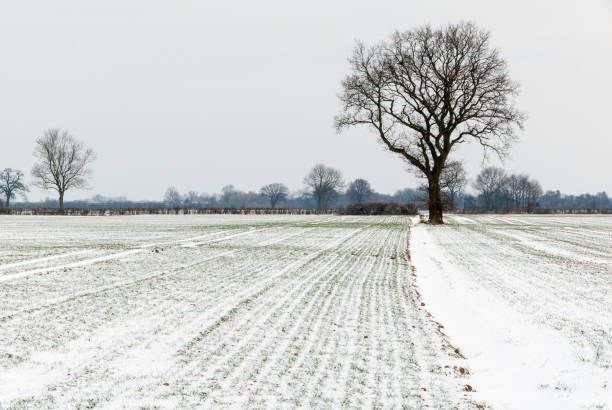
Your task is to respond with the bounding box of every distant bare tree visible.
[393,187,419,203]
[506,174,541,210]
[526,179,543,212]
[473,167,506,209]
[260,183,289,208]
[303,164,344,209]
[440,161,468,210]
[507,174,529,209]
[183,191,201,207]
[336,22,524,224]
[164,187,182,207]
[90,194,106,203]
[0,168,29,208]
[220,185,236,207]
[242,191,261,208]
[206,194,218,208]
[31,129,95,212]
[346,178,373,204]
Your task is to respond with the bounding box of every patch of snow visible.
[411,221,611,409]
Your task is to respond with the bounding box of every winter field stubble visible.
[0,215,474,409]
[1,214,610,408]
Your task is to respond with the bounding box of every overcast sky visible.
[1,0,610,201]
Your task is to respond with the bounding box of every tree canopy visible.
[336,22,524,223]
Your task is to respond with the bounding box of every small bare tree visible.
[336,22,524,224]
[303,164,344,209]
[260,183,289,208]
[346,178,373,204]
[183,191,201,207]
[526,179,542,212]
[508,174,541,210]
[220,185,236,207]
[506,173,532,209]
[164,187,182,208]
[31,129,95,212]
[0,168,29,208]
[473,166,506,209]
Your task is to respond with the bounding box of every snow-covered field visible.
[0,215,473,409]
[412,214,612,409]
[1,214,610,409]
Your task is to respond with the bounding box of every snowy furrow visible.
[0,227,316,347]
[91,229,367,407]
[430,220,612,371]
[0,215,476,409]
[413,214,612,409]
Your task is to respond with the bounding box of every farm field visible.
[0,215,473,409]
[1,214,610,409]
[412,214,612,409]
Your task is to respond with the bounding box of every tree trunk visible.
[59,192,64,213]
[5,196,9,208]
[317,196,323,210]
[428,182,444,225]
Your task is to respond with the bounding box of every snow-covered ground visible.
[411,214,612,409]
[0,215,474,408]
[2,214,609,408]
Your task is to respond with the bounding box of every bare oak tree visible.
[346,178,373,204]
[0,168,29,208]
[336,22,524,224]
[260,183,289,208]
[31,129,96,212]
[303,164,344,209]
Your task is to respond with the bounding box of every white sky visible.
[1,0,610,201]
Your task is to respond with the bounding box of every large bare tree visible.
[303,164,344,209]
[0,168,29,208]
[335,22,524,224]
[31,129,96,212]
[260,183,289,208]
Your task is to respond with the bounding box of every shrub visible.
[341,201,418,215]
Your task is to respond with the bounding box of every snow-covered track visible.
[413,214,612,409]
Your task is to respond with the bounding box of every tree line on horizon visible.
[2,23,610,219]
[1,135,610,212]
[158,164,611,212]
[161,163,420,210]
[0,152,612,212]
